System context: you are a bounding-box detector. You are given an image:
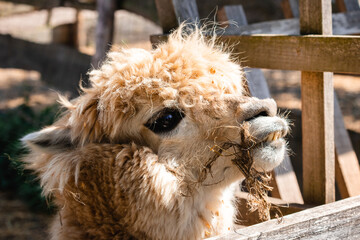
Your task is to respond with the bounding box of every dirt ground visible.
[0,1,359,239]
[0,192,49,240]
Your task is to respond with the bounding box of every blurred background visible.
[0,0,359,239]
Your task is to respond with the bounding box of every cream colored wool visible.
[21,26,289,240]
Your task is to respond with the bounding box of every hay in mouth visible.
[227,141,274,221]
[209,138,278,222]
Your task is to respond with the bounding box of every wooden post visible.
[300,0,335,204]
[334,96,360,197]
[332,0,360,198]
[155,0,178,33]
[92,0,116,67]
[281,0,300,18]
[336,0,360,12]
[171,0,199,27]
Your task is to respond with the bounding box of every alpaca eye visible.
[145,108,185,134]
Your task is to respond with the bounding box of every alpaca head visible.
[22,28,288,194]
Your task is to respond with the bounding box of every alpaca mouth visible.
[254,129,287,152]
[263,130,286,142]
[247,116,289,146]
[205,117,289,177]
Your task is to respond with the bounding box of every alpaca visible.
[21,28,288,240]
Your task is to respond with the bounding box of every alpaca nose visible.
[240,98,277,122]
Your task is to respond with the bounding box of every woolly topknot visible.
[87,25,245,114]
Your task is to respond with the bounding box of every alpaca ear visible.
[21,126,73,153]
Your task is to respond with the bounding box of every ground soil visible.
[0,192,50,240]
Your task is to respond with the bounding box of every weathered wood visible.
[300,0,333,35]
[92,0,116,67]
[1,0,60,9]
[220,11,360,36]
[0,34,91,95]
[271,155,304,203]
[151,35,360,74]
[244,69,271,99]
[300,0,335,205]
[281,0,299,18]
[171,0,199,25]
[226,35,360,74]
[217,5,248,30]
[283,0,360,201]
[209,195,360,239]
[336,0,360,12]
[334,96,360,198]
[155,0,178,33]
[301,72,335,204]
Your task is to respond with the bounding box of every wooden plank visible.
[155,0,178,33]
[300,0,333,35]
[0,34,91,95]
[225,35,360,74]
[281,0,293,19]
[171,0,199,25]
[209,195,360,240]
[334,96,360,198]
[300,0,335,205]
[151,35,360,74]
[281,0,360,200]
[301,72,335,204]
[281,0,300,18]
[336,0,360,12]
[245,69,271,99]
[271,155,304,203]
[1,0,95,10]
[223,5,248,25]
[219,11,360,36]
[284,0,360,20]
[92,0,115,67]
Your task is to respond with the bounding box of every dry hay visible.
[207,126,282,222]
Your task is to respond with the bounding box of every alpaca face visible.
[22,32,289,189]
[136,94,288,186]
[21,29,290,240]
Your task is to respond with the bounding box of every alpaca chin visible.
[251,138,287,172]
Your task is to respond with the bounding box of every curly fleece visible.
[21,26,263,240]
[65,27,245,145]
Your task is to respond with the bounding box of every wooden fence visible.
[152,0,360,238]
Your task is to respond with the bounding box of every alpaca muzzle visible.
[239,97,288,144]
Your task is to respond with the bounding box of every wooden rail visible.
[151,34,360,74]
[221,11,360,36]
[0,34,91,95]
[210,195,360,239]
